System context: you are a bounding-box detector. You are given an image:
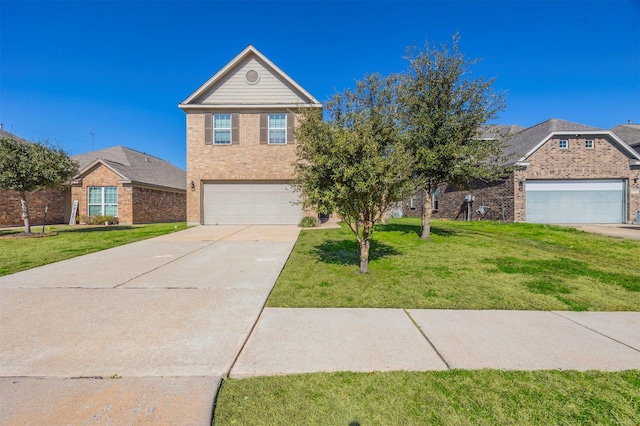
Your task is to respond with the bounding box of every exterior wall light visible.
[190,180,195,191]
[518,179,525,191]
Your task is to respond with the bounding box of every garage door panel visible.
[526,180,625,224]
[203,183,302,225]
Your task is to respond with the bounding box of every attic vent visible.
[245,70,260,85]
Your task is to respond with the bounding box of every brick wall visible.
[186,111,300,224]
[403,177,515,222]
[70,164,131,223]
[131,186,186,223]
[514,136,639,222]
[0,188,67,226]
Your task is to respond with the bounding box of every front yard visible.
[0,223,187,276]
[268,218,640,311]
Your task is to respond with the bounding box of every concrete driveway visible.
[558,224,640,240]
[0,225,300,425]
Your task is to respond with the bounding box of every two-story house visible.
[179,45,322,225]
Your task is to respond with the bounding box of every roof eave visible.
[178,103,323,111]
[519,130,640,162]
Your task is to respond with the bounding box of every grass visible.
[214,370,640,425]
[267,218,640,311]
[0,222,187,276]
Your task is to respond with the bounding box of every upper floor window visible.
[585,139,594,149]
[559,140,568,149]
[88,186,117,217]
[268,114,287,144]
[214,114,232,144]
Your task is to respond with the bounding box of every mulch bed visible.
[0,231,58,239]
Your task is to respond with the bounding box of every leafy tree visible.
[0,136,78,234]
[293,74,414,273]
[399,34,507,238]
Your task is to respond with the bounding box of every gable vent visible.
[245,70,260,84]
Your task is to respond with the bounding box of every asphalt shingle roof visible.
[72,146,186,191]
[611,124,640,147]
[501,118,603,164]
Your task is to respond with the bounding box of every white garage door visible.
[525,179,625,224]
[203,182,303,225]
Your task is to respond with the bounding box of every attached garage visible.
[203,182,303,225]
[525,179,626,224]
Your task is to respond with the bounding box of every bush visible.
[299,216,319,228]
[79,215,118,225]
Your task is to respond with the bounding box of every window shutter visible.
[231,113,239,145]
[260,113,268,144]
[286,113,295,144]
[204,113,213,145]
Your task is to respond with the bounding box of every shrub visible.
[79,215,119,225]
[299,216,319,228]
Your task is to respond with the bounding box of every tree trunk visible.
[421,191,433,239]
[358,222,372,273]
[20,191,32,234]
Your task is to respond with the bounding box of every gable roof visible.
[1,129,31,144]
[500,118,640,165]
[611,124,640,147]
[179,45,322,109]
[73,146,186,191]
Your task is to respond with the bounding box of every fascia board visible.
[75,159,130,181]
[518,130,640,163]
[179,103,323,110]
[180,45,322,106]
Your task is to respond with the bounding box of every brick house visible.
[71,146,186,224]
[406,119,640,224]
[179,45,322,225]
[0,129,68,227]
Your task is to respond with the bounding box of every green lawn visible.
[0,223,187,276]
[267,218,640,311]
[214,370,640,425]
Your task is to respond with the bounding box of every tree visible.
[293,74,414,273]
[0,136,78,234]
[399,34,507,239]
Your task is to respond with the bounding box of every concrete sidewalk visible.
[230,308,640,377]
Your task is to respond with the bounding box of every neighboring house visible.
[0,129,67,227]
[179,45,322,225]
[612,123,640,155]
[71,146,186,224]
[412,119,640,224]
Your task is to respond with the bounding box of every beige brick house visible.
[179,45,322,225]
[407,119,640,224]
[71,146,186,224]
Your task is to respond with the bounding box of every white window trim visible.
[214,114,232,145]
[268,113,287,145]
[88,186,118,217]
[585,139,594,149]
[559,139,568,149]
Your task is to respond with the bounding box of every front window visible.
[88,187,118,216]
[268,113,287,144]
[214,114,231,145]
[585,139,594,149]
[559,140,568,149]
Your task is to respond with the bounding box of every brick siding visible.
[0,189,67,226]
[132,186,186,223]
[71,163,186,224]
[186,111,300,224]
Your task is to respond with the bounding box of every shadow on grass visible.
[61,226,136,234]
[375,222,458,238]
[314,239,401,266]
[486,256,640,293]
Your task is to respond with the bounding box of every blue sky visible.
[1,1,639,169]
